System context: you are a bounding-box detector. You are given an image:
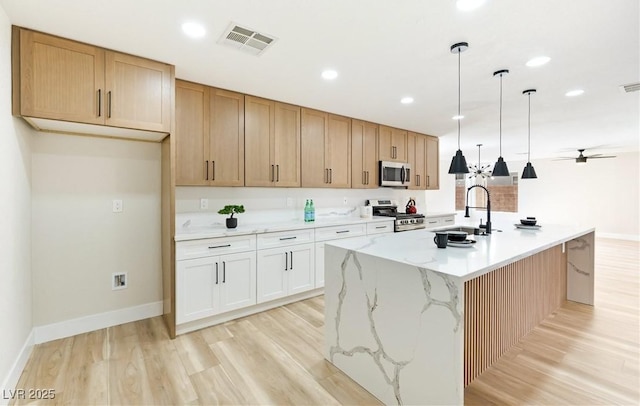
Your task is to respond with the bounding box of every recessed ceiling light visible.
[321,70,338,80]
[565,89,584,97]
[526,56,551,67]
[400,97,414,104]
[456,0,486,11]
[182,22,206,39]
[452,115,464,120]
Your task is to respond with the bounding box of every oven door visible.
[379,161,411,187]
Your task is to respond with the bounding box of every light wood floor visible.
[12,238,639,405]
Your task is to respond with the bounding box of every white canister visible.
[360,205,373,219]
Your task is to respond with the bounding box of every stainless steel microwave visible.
[379,161,411,187]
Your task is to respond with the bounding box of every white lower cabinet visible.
[176,251,256,324]
[257,243,315,303]
[424,215,456,230]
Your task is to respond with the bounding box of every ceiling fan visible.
[555,149,616,164]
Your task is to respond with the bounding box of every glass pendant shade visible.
[449,149,469,174]
[492,156,510,176]
[522,162,537,178]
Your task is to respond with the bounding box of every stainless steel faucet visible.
[464,185,492,234]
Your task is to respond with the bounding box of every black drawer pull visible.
[375,225,387,229]
[208,244,231,249]
[285,252,288,270]
[336,230,350,234]
[279,236,297,241]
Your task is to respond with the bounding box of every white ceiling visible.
[2,0,638,164]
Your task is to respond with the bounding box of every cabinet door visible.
[391,128,408,162]
[176,257,218,324]
[288,243,315,295]
[257,248,288,303]
[351,119,366,188]
[17,28,105,125]
[362,121,379,188]
[175,80,208,186]
[245,96,274,187]
[218,252,257,313]
[409,133,427,190]
[208,88,245,186]
[301,108,328,187]
[314,241,325,288]
[105,51,172,132]
[327,114,351,188]
[378,125,394,161]
[425,135,440,190]
[274,102,301,187]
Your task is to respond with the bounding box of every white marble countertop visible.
[174,215,393,241]
[326,220,595,281]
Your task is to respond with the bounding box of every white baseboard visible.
[596,232,640,241]
[34,301,163,344]
[0,329,34,406]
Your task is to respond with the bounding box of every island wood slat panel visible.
[464,245,567,386]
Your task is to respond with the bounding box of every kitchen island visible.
[323,223,595,405]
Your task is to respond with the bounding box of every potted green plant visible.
[218,205,245,229]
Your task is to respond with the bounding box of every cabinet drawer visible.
[366,221,394,235]
[424,218,442,229]
[176,235,257,260]
[257,228,314,249]
[441,216,455,225]
[315,223,366,242]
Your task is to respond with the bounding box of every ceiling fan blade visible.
[585,153,604,157]
[552,157,577,160]
[587,155,616,159]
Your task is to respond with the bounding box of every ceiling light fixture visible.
[452,115,464,120]
[400,97,414,104]
[182,22,206,39]
[456,0,486,11]
[526,56,551,67]
[521,89,538,179]
[469,144,492,179]
[321,70,338,80]
[565,89,584,97]
[448,42,470,174]
[491,69,510,176]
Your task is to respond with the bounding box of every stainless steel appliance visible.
[379,161,411,187]
[368,199,425,232]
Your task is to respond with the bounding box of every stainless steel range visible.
[367,199,426,232]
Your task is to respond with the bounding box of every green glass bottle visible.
[304,199,310,222]
[310,199,315,222]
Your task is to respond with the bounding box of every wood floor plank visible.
[189,364,248,405]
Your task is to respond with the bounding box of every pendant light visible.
[468,144,492,179]
[521,89,538,179]
[492,69,510,176]
[448,42,470,174]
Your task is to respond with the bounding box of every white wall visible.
[434,151,640,239]
[31,133,163,326]
[0,6,34,394]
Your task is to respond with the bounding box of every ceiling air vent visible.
[620,82,640,93]
[219,23,277,56]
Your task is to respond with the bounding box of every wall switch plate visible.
[112,272,127,290]
[112,199,123,213]
[200,198,208,210]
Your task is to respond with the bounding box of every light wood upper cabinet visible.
[379,125,408,163]
[245,96,301,187]
[301,109,351,188]
[208,89,245,186]
[175,80,208,186]
[175,83,244,186]
[351,119,378,188]
[408,132,428,190]
[13,27,172,133]
[425,135,440,190]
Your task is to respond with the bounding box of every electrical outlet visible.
[343,197,348,205]
[286,197,293,207]
[112,199,123,213]
[200,198,208,210]
[112,272,127,290]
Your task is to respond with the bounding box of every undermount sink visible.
[435,226,492,236]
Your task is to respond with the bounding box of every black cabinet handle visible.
[285,252,288,271]
[362,171,366,185]
[325,168,329,184]
[375,225,386,229]
[215,262,219,284]
[206,160,209,180]
[271,165,274,182]
[336,230,350,234]
[222,261,226,283]
[427,175,430,187]
[290,251,293,269]
[107,91,112,118]
[366,171,369,185]
[276,164,280,182]
[97,89,102,117]
[212,161,215,181]
[208,244,231,249]
[279,236,297,241]
[329,168,332,184]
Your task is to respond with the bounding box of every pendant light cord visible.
[499,74,503,156]
[527,92,531,162]
[457,50,461,150]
